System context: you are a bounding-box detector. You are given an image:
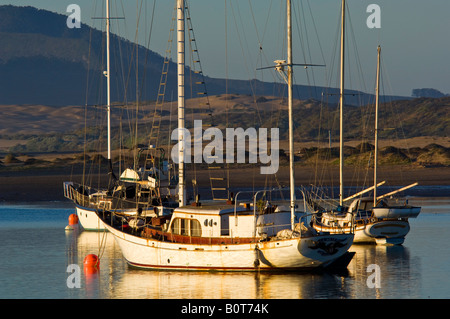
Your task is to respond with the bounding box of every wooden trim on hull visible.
[141,227,258,245]
[126,261,320,272]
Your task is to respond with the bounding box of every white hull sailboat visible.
[63,0,178,230]
[311,21,421,245]
[99,0,354,271]
[72,203,167,231]
[101,202,353,271]
[64,163,178,231]
[312,196,419,245]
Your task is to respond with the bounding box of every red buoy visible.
[68,214,79,225]
[83,254,100,269]
[84,265,99,276]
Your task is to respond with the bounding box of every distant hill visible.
[0,5,166,106]
[3,93,449,153]
[208,94,450,140]
[0,5,409,106]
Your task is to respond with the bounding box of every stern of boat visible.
[365,219,410,245]
[299,233,354,267]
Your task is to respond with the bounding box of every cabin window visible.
[172,218,181,234]
[190,220,201,237]
[171,218,202,237]
[180,218,188,236]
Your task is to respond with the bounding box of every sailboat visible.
[63,0,179,230]
[95,0,354,271]
[311,14,421,245]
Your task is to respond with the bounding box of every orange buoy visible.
[68,214,79,225]
[83,254,100,269]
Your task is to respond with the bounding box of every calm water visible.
[0,196,449,299]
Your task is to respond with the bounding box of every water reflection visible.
[65,228,128,298]
[110,270,353,299]
[65,228,422,299]
[347,245,421,298]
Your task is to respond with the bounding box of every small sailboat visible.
[312,36,421,245]
[97,0,354,271]
[63,0,179,230]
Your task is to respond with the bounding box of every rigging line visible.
[105,5,134,140]
[121,41,140,123]
[254,1,287,99]
[225,0,231,194]
[306,0,326,67]
[111,4,135,157]
[249,0,278,87]
[292,2,308,66]
[346,4,367,103]
[146,3,176,153]
[133,0,144,165]
[313,96,326,187]
[229,0,263,125]
[299,0,315,95]
[137,0,157,109]
[325,6,343,139]
[82,2,98,187]
[247,0,262,51]
[185,2,229,201]
[89,1,108,187]
[185,3,214,125]
[260,0,274,46]
[113,0,128,105]
[379,74,408,188]
[248,0,280,83]
[322,12,340,103]
[297,0,323,98]
[229,0,253,80]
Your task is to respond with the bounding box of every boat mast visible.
[374,45,381,206]
[104,0,117,182]
[106,0,111,163]
[287,0,296,228]
[339,0,345,206]
[177,0,186,206]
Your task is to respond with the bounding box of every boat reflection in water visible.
[65,228,420,299]
[346,244,421,299]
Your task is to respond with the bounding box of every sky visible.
[1,0,450,97]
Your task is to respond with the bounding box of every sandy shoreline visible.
[0,165,448,203]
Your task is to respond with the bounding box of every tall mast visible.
[106,0,111,162]
[339,0,345,206]
[374,45,381,206]
[287,0,296,228]
[177,0,186,206]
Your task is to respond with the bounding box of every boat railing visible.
[252,209,353,239]
[232,188,325,239]
[62,181,97,208]
[63,182,75,200]
[311,210,356,234]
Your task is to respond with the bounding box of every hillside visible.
[0,5,448,169]
[0,5,409,107]
[0,5,166,106]
[0,93,448,169]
